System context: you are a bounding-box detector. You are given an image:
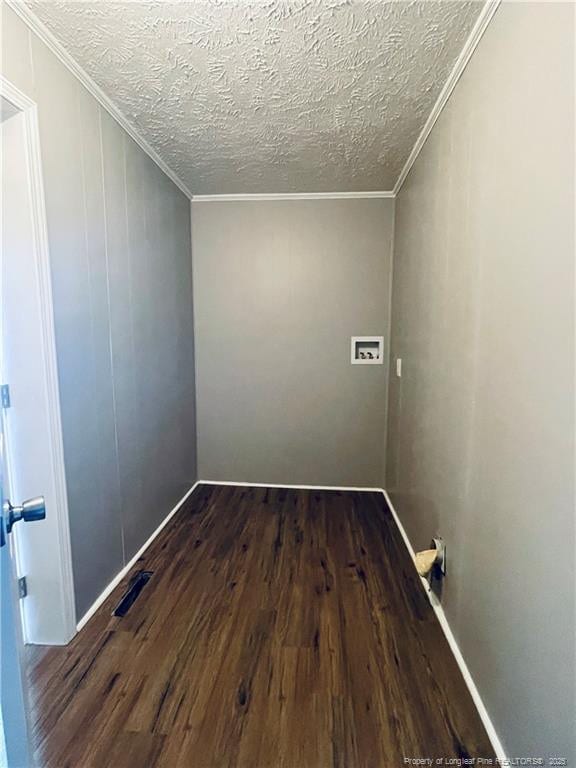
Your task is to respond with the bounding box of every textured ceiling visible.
[27,0,483,194]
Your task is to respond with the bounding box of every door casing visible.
[1,74,76,645]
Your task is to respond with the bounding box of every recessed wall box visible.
[351,336,384,365]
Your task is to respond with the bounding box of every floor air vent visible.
[113,570,153,617]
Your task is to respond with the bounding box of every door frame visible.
[1,74,76,644]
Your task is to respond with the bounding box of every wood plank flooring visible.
[26,484,494,767]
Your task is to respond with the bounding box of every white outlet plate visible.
[432,537,446,576]
[351,336,384,365]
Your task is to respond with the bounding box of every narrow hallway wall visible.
[2,6,197,620]
[193,199,394,487]
[387,2,574,760]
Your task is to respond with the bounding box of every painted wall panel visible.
[31,34,122,614]
[193,199,394,487]
[121,138,197,558]
[387,3,575,760]
[2,5,197,620]
[1,5,33,94]
[76,84,123,604]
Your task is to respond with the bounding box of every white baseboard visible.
[382,490,507,761]
[76,481,200,631]
[74,478,505,759]
[199,479,382,493]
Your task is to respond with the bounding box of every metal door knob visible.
[3,496,46,534]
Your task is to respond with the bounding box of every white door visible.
[1,402,32,767]
[1,83,75,646]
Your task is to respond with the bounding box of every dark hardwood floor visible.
[26,484,494,767]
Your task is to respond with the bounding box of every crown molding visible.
[192,191,395,202]
[5,0,193,200]
[392,0,501,197]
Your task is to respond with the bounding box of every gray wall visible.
[193,199,394,487]
[386,2,574,761]
[2,6,197,620]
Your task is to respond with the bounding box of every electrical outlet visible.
[432,537,446,576]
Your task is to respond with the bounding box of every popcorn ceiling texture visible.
[27,0,483,194]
